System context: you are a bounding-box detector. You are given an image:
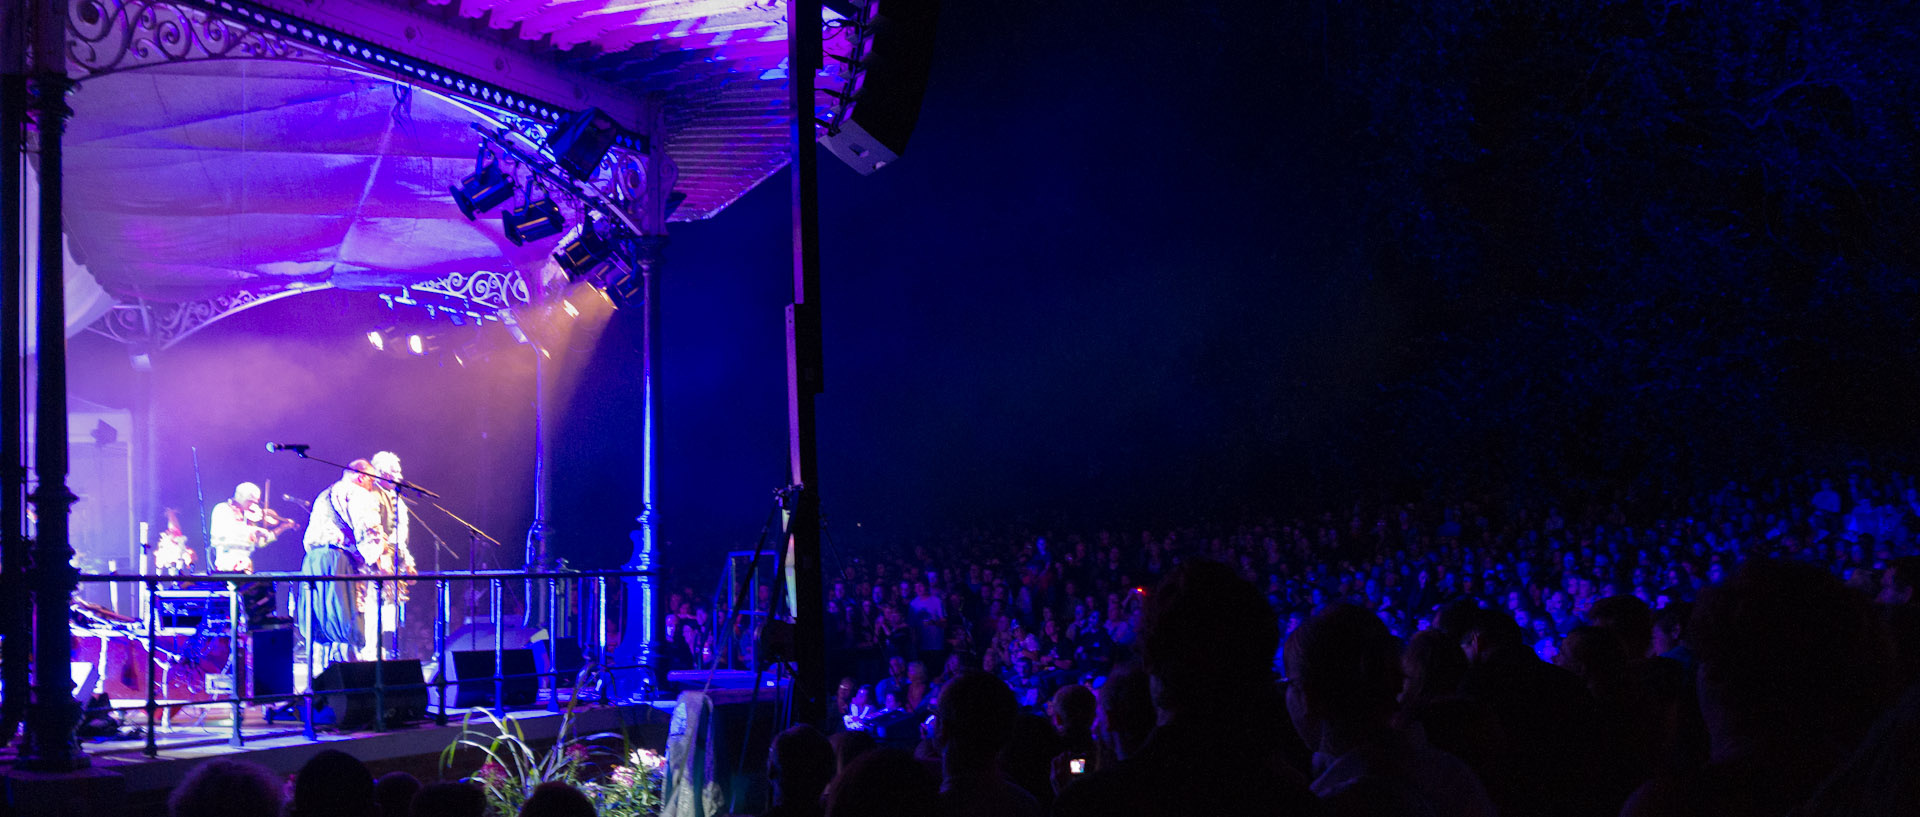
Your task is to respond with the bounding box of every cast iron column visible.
[784,0,827,727]
[21,0,87,770]
[0,0,28,752]
[523,339,551,630]
[629,235,664,690]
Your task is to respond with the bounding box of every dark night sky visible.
[639,0,1354,559]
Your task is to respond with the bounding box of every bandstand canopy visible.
[53,0,865,318]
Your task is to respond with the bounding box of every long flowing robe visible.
[300,480,382,667]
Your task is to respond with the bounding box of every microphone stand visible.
[412,499,503,634]
[270,447,443,500]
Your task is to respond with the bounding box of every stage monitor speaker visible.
[817,0,940,174]
[251,627,295,698]
[431,649,539,710]
[532,638,586,687]
[313,660,428,730]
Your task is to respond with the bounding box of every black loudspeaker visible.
[251,627,295,697]
[312,660,428,729]
[817,0,940,174]
[532,638,586,687]
[431,649,539,709]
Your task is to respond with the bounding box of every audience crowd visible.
[170,469,1920,816]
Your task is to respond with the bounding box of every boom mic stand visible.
[409,498,504,638]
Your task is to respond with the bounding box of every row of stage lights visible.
[367,292,594,366]
[448,108,641,307]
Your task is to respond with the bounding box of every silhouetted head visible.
[1556,626,1629,693]
[1590,594,1655,659]
[517,782,595,817]
[1400,628,1469,711]
[291,749,377,817]
[1693,559,1892,754]
[824,748,940,817]
[1142,560,1279,717]
[769,724,836,807]
[1049,684,1097,740]
[936,670,1019,764]
[1284,604,1403,747]
[169,759,284,817]
[374,772,421,817]
[1096,662,1156,760]
[1460,606,1526,664]
[411,782,488,817]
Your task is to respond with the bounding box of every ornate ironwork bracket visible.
[387,269,532,318]
[87,284,326,350]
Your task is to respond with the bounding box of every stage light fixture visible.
[407,334,426,355]
[451,149,515,220]
[367,331,385,351]
[603,268,644,310]
[554,221,618,280]
[503,189,565,246]
[546,107,620,182]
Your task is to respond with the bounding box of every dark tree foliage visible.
[1321,0,1920,493]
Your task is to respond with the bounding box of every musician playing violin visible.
[210,481,298,573]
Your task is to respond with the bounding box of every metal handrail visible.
[77,569,655,582]
[71,568,654,757]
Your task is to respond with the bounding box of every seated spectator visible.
[168,758,284,817]
[1395,628,1504,803]
[517,782,595,817]
[289,749,379,817]
[824,747,941,817]
[374,772,422,817]
[1049,684,1097,757]
[1459,606,1611,817]
[411,782,488,817]
[1053,561,1319,817]
[1624,560,1894,817]
[764,724,835,817]
[841,686,876,732]
[1001,712,1063,808]
[933,670,1041,817]
[1092,662,1154,763]
[1285,604,1494,817]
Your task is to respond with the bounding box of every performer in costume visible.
[367,451,418,658]
[209,481,297,573]
[300,460,385,668]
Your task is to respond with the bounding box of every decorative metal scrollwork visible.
[67,0,330,76]
[88,285,324,349]
[409,270,532,312]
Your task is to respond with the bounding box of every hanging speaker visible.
[818,0,940,174]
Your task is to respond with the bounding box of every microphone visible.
[281,493,312,508]
[264,442,311,454]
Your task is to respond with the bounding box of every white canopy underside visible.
[58,59,566,308]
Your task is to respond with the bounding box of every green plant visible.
[581,747,666,817]
[439,706,657,816]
